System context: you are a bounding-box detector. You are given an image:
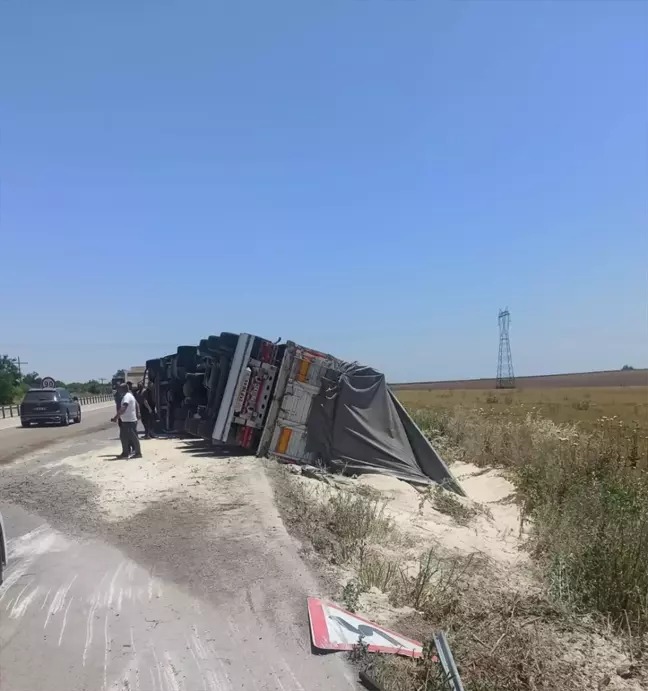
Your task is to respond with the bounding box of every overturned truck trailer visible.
[146,333,464,495]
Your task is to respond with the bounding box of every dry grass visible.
[367,587,578,691]
[273,469,589,690]
[418,484,481,525]
[397,385,648,439]
[271,384,648,689]
[278,477,397,566]
[407,402,648,641]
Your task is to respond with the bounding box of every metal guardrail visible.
[0,394,114,420]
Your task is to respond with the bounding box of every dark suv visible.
[20,388,82,427]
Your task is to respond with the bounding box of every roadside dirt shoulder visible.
[269,462,646,691]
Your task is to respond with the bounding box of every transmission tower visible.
[496,308,515,389]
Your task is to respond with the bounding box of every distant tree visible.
[55,380,66,388]
[86,380,101,394]
[0,355,22,405]
[112,369,126,380]
[67,380,104,394]
[23,371,42,387]
[621,365,635,371]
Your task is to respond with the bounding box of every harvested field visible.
[396,385,648,437]
[392,368,648,391]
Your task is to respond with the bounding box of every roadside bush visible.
[365,588,575,691]
[409,404,648,634]
[279,475,396,565]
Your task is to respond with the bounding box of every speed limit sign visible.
[41,377,56,389]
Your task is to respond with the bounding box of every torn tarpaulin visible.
[305,364,464,495]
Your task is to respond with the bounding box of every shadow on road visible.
[175,438,254,459]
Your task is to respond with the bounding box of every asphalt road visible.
[0,418,356,691]
[0,403,115,465]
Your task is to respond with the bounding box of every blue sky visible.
[1,0,646,383]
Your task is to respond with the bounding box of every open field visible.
[392,368,648,391]
[396,385,648,436]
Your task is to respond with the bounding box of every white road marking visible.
[107,561,124,608]
[8,582,31,615]
[163,651,183,691]
[83,595,99,666]
[205,670,221,691]
[82,571,109,666]
[10,584,41,619]
[40,587,52,610]
[103,611,110,690]
[284,658,307,691]
[6,525,48,552]
[58,596,74,646]
[185,635,210,691]
[44,574,77,629]
[216,658,233,691]
[151,646,164,691]
[191,626,209,659]
[0,563,31,604]
[270,663,289,691]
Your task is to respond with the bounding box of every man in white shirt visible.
[111,383,142,459]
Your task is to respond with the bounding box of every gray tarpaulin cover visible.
[306,364,464,495]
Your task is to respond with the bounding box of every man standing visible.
[111,383,142,459]
[114,384,124,428]
[134,382,155,439]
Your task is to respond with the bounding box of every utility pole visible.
[16,356,28,377]
[496,309,515,389]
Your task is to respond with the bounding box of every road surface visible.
[0,425,355,691]
[0,402,115,465]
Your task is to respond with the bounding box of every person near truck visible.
[114,381,138,451]
[111,383,142,459]
[134,381,156,439]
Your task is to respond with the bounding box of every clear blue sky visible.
[1,1,646,383]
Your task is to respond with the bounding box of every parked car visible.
[20,388,82,427]
[0,510,7,584]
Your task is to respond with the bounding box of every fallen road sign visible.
[307,597,423,658]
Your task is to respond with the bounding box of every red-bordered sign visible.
[307,597,423,658]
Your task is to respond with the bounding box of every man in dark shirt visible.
[114,388,124,422]
[135,382,156,439]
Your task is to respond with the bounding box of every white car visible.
[0,511,6,584]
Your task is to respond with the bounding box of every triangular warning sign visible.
[307,597,423,658]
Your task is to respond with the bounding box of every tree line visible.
[0,354,113,405]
